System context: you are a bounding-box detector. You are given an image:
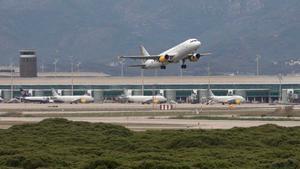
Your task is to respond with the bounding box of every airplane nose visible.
[197,41,201,47]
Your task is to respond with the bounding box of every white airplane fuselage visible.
[52,95,94,103]
[211,95,245,104]
[22,96,51,103]
[143,39,201,69]
[127,95,167,104]
[208,89,245,105]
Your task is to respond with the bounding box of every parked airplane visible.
[208,89,245,105]
[19,89,52,103]
[119,38,210,69]
[51,89,94,104]
[118,90,167,104]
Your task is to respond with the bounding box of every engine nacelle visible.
[228,99,241,105]
[159,55,170,63]
[189,53,201,62]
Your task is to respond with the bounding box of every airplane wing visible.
[142,97,163,104]
[142,98,154,104]
[119,55,161,60]
[119,54,176,60]
[128,64,146,68]
[199,52,212,56]
[187,52,212,58]
[71,98,81,104]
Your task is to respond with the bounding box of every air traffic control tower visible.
[19,49,37,77]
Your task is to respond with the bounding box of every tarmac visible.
[1,75,300,85]
[1,103,300,130]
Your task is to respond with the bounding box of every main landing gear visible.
[181,59,187,69]
[160,65,166,69]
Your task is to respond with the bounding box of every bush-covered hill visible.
[1,119,300,169]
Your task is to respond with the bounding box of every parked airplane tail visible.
[123,89,132,96]
[20,88,31,97]
[52,89,59,97]
[208,89,215,98]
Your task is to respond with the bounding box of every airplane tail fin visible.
[208,89,215,98]
[52,89,59,97]
[124,89,132,96]
[139,45,150,63]
[20,88,30,97]
[140,45,150,56]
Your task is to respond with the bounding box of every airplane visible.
[119,38,210,69]
[207,89,245,105]
[51,89,94,104]
[117,90,167,104]
[19,89,52,103]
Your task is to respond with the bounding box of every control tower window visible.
[21,51,35,55]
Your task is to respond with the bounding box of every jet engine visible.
[80,98,87,103]
[159,55,170,63]
[228,99,241,105]
[189,53,201,62]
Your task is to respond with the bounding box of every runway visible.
[1,116,300,131]
[1,103,300,130]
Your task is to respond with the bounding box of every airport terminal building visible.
[0,73,300,103]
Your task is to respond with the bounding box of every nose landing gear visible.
[181,59,187,69]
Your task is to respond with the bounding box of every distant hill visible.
[0,0,299,75]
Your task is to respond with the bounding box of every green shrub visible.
[5,155,25,167]
[134,160,190,169]
[22,157,47,169]
[83,159,121,169]
[1,119,300,169]
[271,158,299,169]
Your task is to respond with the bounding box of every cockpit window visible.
[190,40,197,43]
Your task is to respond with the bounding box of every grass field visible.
[0,118,300,169]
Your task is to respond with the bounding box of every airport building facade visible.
[0,75,300,103]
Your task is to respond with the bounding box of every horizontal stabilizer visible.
[200,52,212,56]
[128,64,146,68]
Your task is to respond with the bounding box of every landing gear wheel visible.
[160,65,166,69]
[181,64,187,69]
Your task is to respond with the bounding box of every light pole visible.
[118,58,125,77]
[69,56,74,96]
[76,62,81,72]
[278,74,283,102]
[256,54,261,76]
[141,69,144,96]
[180,68,183,77]
[207,61,211,76]
[40,63,45,73]
[53,58,58,74]
[10,62,14,100]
